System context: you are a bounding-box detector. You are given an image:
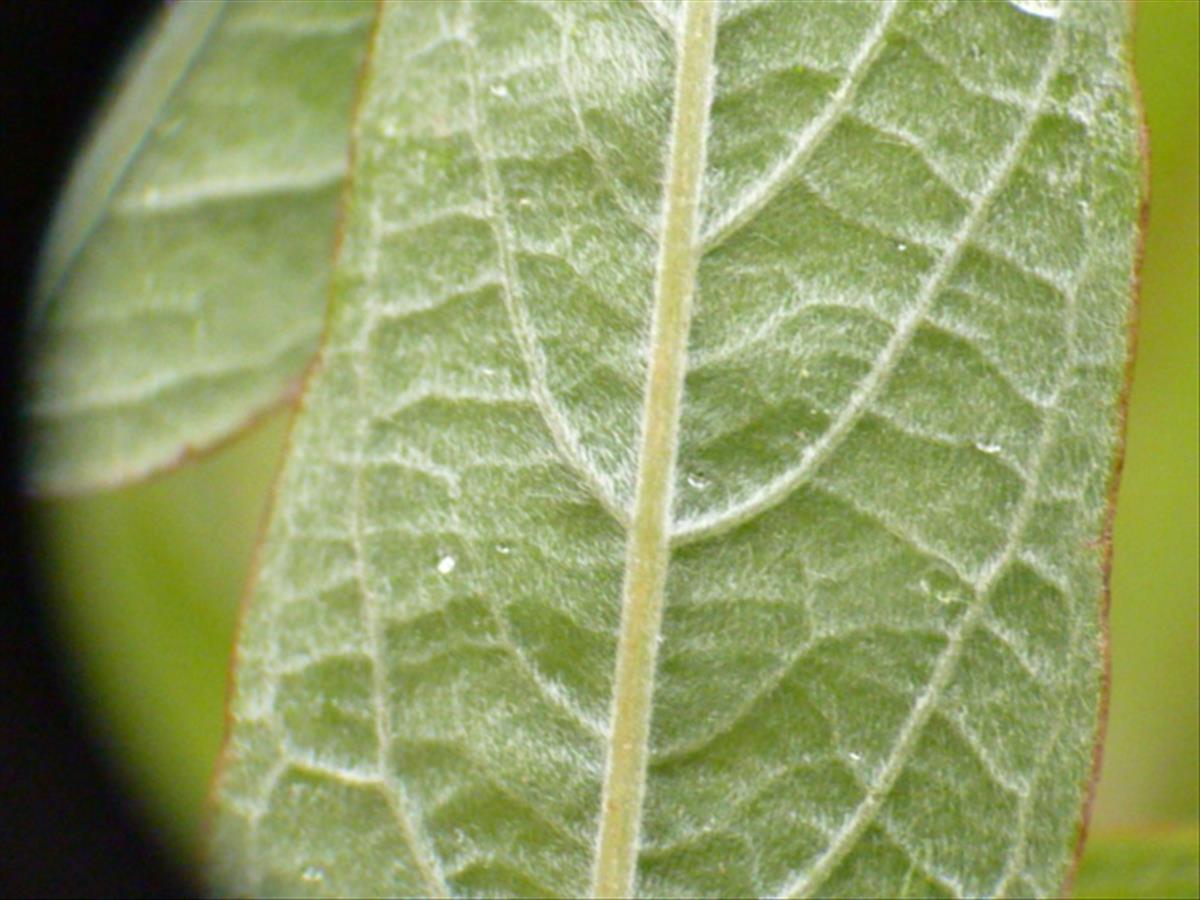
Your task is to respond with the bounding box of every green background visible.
[35,0,1199,888]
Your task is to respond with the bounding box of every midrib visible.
[590,4,718,898]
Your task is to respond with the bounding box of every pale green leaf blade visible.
[25,0,373,493]
[211,2,1143,897]
[1072,827,1200,899]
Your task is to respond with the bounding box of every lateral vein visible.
[461,3,627,527]
[778,18,1070,897]
[110,163,345,215]
[344,12,451,895]
[672,6,1064,549]
[700,0,899,251]
[590,4,718,898]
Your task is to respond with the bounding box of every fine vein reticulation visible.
[212,1,1141,897]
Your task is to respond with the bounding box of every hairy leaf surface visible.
[25,0,372,493]
[212,2,1142,897]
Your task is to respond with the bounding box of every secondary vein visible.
[345,13,450,895]
[700,0,900,251]
[778,17,1070,897]
[461,4,627,527]
[590,4,717,898]
[672,5,1062,549]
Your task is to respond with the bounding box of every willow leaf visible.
[212,2,1143,897]
[25,0,372,493]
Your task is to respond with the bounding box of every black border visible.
[1,2,195,895]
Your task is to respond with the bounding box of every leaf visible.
[24,0,373,494]
[1071,827,1200,899]
[36,410,290,856]
[210,2,1143,897]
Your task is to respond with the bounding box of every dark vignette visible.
[0,1,194,895]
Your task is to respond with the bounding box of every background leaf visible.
[1092,0,1200,829]
[211,2,1143,897]
[1071,827,1200,899]
[37,411,289,855]
[24,0,372,494]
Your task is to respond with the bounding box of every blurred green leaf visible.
[209,2,1142,896]
[25,0,372,494]
[1094,0,1200,829]
[1072,827,1200,899]
[38,410,289,854]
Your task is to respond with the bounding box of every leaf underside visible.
[24,0,372,494]
[210,1,1142,897]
